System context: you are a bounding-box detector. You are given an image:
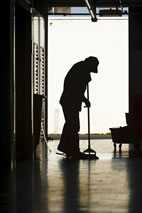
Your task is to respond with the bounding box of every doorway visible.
[48,16,128,136]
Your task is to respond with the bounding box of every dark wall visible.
[0,1,11,170]
[34,0,49,15]
[129,7,142,112]
[17,0,33,8]
[15,4,33,160]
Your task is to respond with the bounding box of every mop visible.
[83,84,99,160]
[56,84,99,160]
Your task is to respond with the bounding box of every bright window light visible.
[48,16,128,134]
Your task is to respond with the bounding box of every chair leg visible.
[119,144,122,152]
[114,143,116,152]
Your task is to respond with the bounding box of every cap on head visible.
[84,56,99,73]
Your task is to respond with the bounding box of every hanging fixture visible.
[84,0,97,22]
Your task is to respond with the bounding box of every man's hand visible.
[84,99,91,108]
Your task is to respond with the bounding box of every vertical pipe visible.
[31,12,34,137]
[11,0,16,169]
[44,16,48,139]
[38,16,41,94]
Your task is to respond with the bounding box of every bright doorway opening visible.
[48,16,128,135]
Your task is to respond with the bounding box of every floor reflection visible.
[9,139,142,213]
[16,161,34,213]
[127,159,142,213]
[59,159,82,213]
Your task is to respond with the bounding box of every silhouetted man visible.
[57,56,99,159]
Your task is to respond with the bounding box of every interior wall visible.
[129,7,142,112]
[0,1,11,170]
[15,4,33,160]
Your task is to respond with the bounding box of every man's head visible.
[84,56,99,73]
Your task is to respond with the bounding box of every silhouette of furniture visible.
[110,112,142,152]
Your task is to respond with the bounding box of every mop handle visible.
[86,84,91,150]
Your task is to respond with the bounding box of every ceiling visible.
[34,0,142,16]
[48,0,142,7]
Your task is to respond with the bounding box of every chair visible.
[110,112,142,152]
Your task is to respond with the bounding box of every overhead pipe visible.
[84,0,97,22]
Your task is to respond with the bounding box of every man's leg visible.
[57,107,80,155]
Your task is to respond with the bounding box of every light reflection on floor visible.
[10,139,142,213]
[47,139,129,160]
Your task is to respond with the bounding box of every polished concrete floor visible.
[8,140,142,213]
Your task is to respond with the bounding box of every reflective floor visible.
[9,140,142,213]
